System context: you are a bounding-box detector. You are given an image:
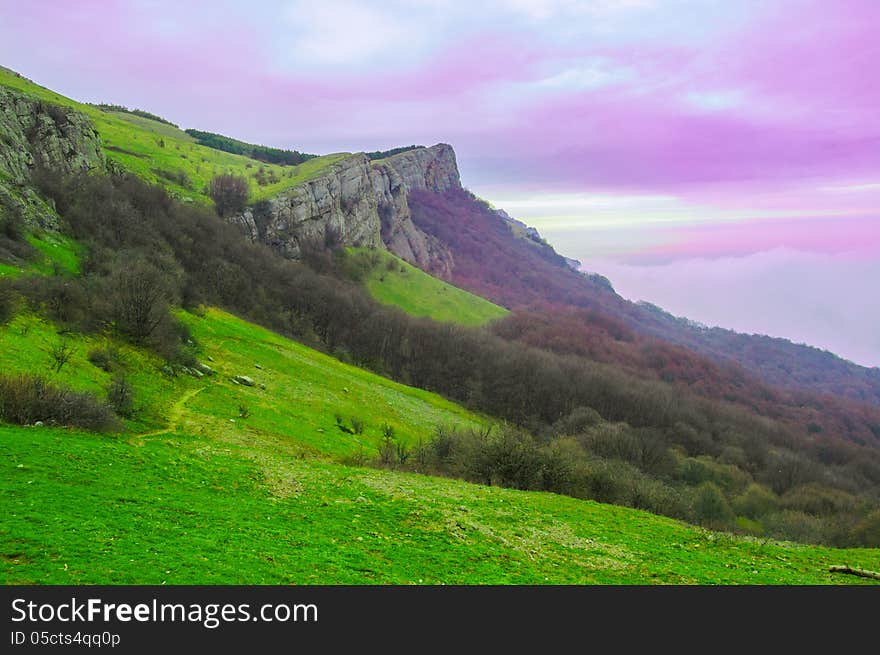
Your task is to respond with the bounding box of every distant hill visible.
[406,187,880,407]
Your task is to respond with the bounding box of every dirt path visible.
[133,386,207,442]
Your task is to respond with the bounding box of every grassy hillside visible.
[2,307,878,584]
[0,307,484,448]
[0,67,348,202]
[0,231,81,278]
[4,424,879,584]
[354,248,508,327]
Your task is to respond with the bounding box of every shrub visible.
[552,406,602,436]
[780,484,857,516]
[351,417,365,435]
[208,174,249,217]
[107,375,134,418]
[693,482,734,529]
[87,347,118,372]
[0,282,17,324]
[106,257,176,343]
[850,509,880,547]
[733,483,778,519]
[238,404,250,419]
[49,337,75,372]
[0,374,119,431]
[762,510,826,544]
[0,199,25,241]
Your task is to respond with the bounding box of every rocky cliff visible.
[233,143,458,278]
[0,85,105,228]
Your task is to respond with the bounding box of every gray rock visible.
[0,86,105,231]
[229,144,459,280]
[233,375,255,387]
[195,362,215,376]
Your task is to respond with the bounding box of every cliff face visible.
[234,154,383,259]
[0,86,105,228]
[233,143,458,278]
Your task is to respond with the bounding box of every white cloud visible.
[822,182,880,193]
[683,89,746,112]
[533,60,635,91]
[283,1,424,65]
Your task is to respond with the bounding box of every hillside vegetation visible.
[0,67,347,203]
[3,169,879,548]
[349,248,508,326]
[5,306,877,584]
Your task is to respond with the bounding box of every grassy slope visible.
[0,67,349,203]
[358,248,508,327]
[1,308,878,584]
[0,231,81,278]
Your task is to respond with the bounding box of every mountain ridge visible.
[1,67,876,407]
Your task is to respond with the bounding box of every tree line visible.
[184,129,316,166]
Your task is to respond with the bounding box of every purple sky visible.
[1,0,878,365]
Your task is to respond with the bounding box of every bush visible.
[107,375,134,418]
[762,510,826,544]
[0,282,17,324]
[208,174,249,217]
[49,338,74,372]
[552,406,602,436]
[850,509,880,547]
[0,374,120,431]
[106,257,176,343]
[379,424,398,466]
[0,200,24,241]
[87,347,118,372]
[733,483,778,519]
[693,482,734,528]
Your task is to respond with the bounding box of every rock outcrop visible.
[370,144,458,278]
[0,85,105,228]
[232,143,459,279]
[233,154,384,259]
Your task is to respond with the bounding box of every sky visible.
[1,0,877,366]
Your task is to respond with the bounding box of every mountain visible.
[3,66,880,579]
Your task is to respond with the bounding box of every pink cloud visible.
[627,215,880,263]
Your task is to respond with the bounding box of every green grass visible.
[3,424,879,584]
[0,232,81,278]
[0,67,349,203]
[26,231,81,275]
[1,306,878,584]
[174,308,485,457]
[356,248,508,326]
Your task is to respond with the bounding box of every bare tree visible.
[208,174,249,217]
[108,260,172,342]
[50,338,74,372]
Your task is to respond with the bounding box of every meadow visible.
[2,307,878,584]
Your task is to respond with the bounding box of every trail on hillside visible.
[133,386,207,443]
